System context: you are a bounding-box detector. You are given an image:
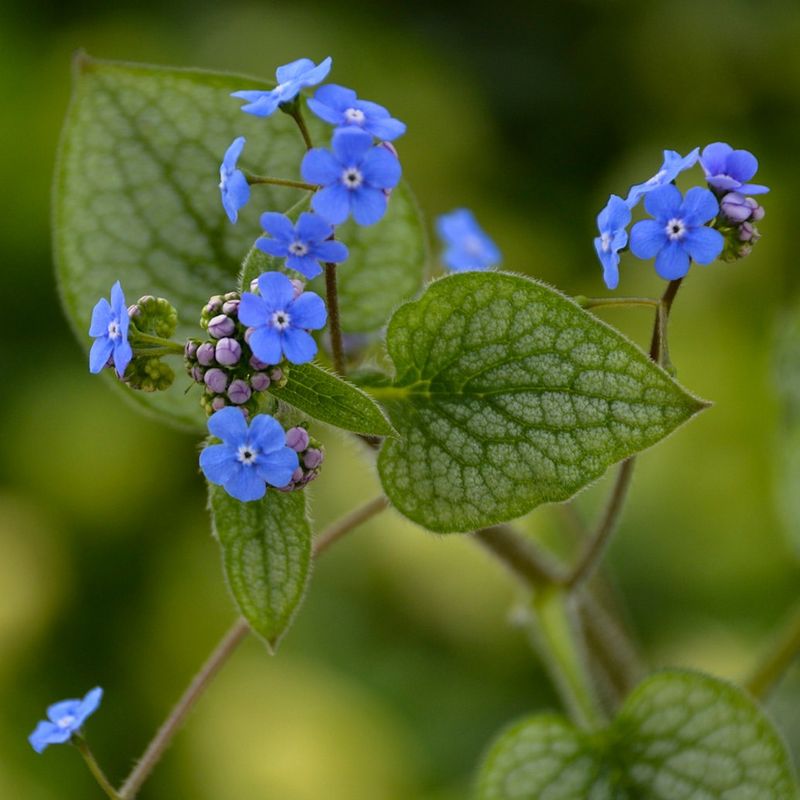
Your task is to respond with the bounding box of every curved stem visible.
[746,603,800,699]
[313,495,389,557]
[324,261,346,375]
[282,103,314,151]
[576,296,659,310]
[244,173,318,191]
[474,525,560,588]
[74,736,123,800]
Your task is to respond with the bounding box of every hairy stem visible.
[118,495,390,798]
[324,261,346,375]
[474,525,560,588]
[244,173,318,191]
[746,603,800,700]
[74,736,123,800]
[285,105,314,151]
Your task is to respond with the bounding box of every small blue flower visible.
[256,212,348,280]
[219,137,250,223]
[594,194,631,290]
[231,57,333,118]
[700,142,769,196]
[29,687,103,753]
[626,148,700,206]
[436,209,501,272]
[89,282,132,377]
[239,272,327,365]
[307,85,406,141]
[200,407,299,502]
[301,128,402,226]
[630,184,724,280]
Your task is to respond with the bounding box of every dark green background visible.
[1,1,799,797]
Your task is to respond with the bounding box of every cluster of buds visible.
[124,295,178,392]
[279,426,325,491]
[185,291,288,418]
[717,191,766,262]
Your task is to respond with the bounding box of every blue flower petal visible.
[680,187,719,226]
[295,211,333,243]
[29,721,71,752]
[276,58,316,84]
[249,326,283,365]
[199,443,236,485]
[46,699,81,723]
[110,281,127,317]
[208,406,248,444]
[281,328,318,364]
[331,128,373,165]
[683,226,724,264]
[256,447,299,488]
[643,184,682,221]
[222,137,246,170]
[89,298,112,336]
[233,91,281,117]
[287,253,322,279]
[249,414,287,452]
[738,182,770,196]
[603,195,631,232]
[361,147,402,188]
[290,291,327,329]
[260,212,294,242]
[89,336,114,374]
[726,149,758,183]
[75,688,103,726]
[629,219,667,259]
[700,142,732,177]
[654,241,690,280]
[314,239,348,264]
[365,116,407,142]
[238,292,269,327]
[256,238,290,259]
[301,148,341,185]
[312,183,350,225]
[351,186,388,226]
[257,271,296,311]
[225,466,265,502]
[113,338,133,377]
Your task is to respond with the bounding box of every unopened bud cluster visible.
[123,295,178,392]
[185,291,288,418]
[717,191,765,262]
[278,426,325,491]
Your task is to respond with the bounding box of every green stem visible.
[244,172,318,192]
[576,296,659,310]
[474,525,560,588]
[312,495,389,557]
[746,604,800,699]
[285,104,314,150]
[129,331,184,355]
[74,736,122,800]
[529,587,605,729]
[324,261,346,375]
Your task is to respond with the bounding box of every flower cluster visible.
[29,687,102,753]
[279,425,325,492]
[594,142,768,289]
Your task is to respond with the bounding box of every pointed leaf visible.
[376,271,707,533]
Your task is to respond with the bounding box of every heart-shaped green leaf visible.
[375,271,707,533]
[54,54,426,431]
[478,670,799,799]
[209,485,312,650]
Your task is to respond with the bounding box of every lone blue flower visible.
[307,85,406,141]
[436,209,501,272]
[29,687,103,753]
[231,57,332,117]
[256,212,348,280]
[301,128,402,226]
[219,137,250,223]
[594,195,631,290]
[239,272,327,365]
[626,148,700,206]
[89,282,132,377]
[200,407,299,502]
[700,142,769,196]
[630,184,724,280]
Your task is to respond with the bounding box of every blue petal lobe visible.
[200,444,236,485]
[89,298,112,336]
[256,447,299,488]
[249,414,286,452]
[684,226,724,264]
[312,184,350,225]
[290,292,327,329]
[257,271,296,311]
[654,242,690,280]
[250,326,283,365]
[629,220,667,259]
[207,406,248,444]
[314,239,348,263]
[225,466,265,502]
[295,211,333,243]
[301,148,341,185]
[238,292,269,327]
[361,147,402,188]
[331,128,373,164]
[89,337,114,374]
[644,184,682,220]
[282,328,318,364]
[260,212,294,242]
[680,187,719,226]
[351,186,388,226]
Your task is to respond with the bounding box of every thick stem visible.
[746,604,800,699]
[244,173,318,191]
[74,736,123,800]
[313,495,389,557]
[324,261,346,375]
[474,525,560,588]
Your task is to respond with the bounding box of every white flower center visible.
[646,168,668,187]
[271,310,291,330]
[289,240,309,257]
[237,444,259,465]
[275,81,292,95]
[107,320,121,340]
[56,714,76,729]
[665,218,686,241]
[341,167,364,190]
[344,107,366,125]
[463,235,484,256]
[600,232,613,252]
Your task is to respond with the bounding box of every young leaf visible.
[209,485,312,650]
[477,670,800,800]
[268,362,395,437]
[54,54,426,430]
[376,271,707,533]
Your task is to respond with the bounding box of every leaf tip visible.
[71,49,95,76]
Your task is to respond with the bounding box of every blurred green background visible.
[2,0,800,797]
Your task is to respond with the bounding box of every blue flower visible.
[256,212,348,280]
[301,128,402,226]
[200,407,299,502]
[594,195,631,290]
[307,85,406,141]
[29,687,103,753]
[630,184,724,280]
[239,272,327,365]
[436,209,501,272]
[219,137,250,223]
[625,148,700,206]
[231,57,332,117]
[89,282,132,377]
[700,142,769,196]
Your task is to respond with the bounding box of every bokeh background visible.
[2,0,800,797]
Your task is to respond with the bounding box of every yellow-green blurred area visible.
[2,0,800,797]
